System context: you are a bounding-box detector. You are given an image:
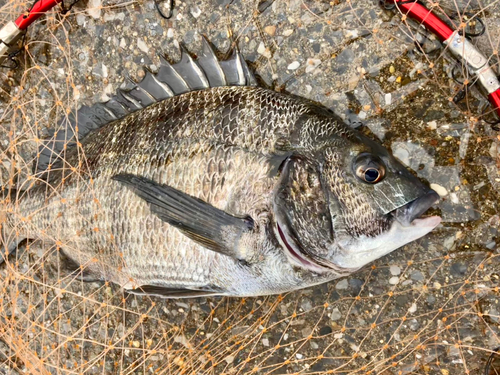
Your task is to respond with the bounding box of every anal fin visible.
[125,285,223,298]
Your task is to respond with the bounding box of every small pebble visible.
[224,355,235,364]
[305,58,321,73]
[427,120,437,130]
[390,265,401,276]
[449,192,459,204]
[295,353,303,359]
[76,14,86,26]
[300,298,313,312]
[137,39,149,54]
[264,25,276,36]
[385,93,392,106]
[443,235,455,249]
[410,270,424,281]
[190,6,201,18]
[287,61,300,70]
[283,29,294,36]
[262,338,269,347]
[335,279,348,290]
[389,65,395,73]
[87,0,102,19]
[132,340,140,348]
[330,307,342,321]
[434,282,442,290]
[319,326,332,336]
[430,183,448,197]
[409,318,420,330]
[389,277,399,285]
[257,42,272,58]
[408,303,417,313]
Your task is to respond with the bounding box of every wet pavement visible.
[0,0,499,373]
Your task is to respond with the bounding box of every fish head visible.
[273,132,441,274]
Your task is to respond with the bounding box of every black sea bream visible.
[1,38,441,297]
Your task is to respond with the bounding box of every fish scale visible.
[1,41,441,297]
[14,88,327,293]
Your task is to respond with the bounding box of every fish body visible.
[3,40,441,297]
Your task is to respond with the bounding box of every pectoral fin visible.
[113,174,254,261]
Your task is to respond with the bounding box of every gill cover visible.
[273,155,334,268]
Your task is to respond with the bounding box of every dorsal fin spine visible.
[34,39,259,175]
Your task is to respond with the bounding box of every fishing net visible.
[0,0,499,373]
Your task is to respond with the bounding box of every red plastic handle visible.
[393,1,454,41]
[489,90,500,119]
[14,0,62,30]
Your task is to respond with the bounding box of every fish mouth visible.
[275,189,441,273]
[390,189,441,227]
[332,189,441,269]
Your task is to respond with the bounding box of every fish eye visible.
[364,168,380,183]
[354,154,386,184]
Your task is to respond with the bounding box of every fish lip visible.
[274,220,332,273]
[391,190,441,226]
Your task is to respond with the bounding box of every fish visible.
[0,38,441,298]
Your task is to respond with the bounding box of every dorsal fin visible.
[175,44,210,90]
[123,77,156,107]
[219,48,246,85]
[33,36,258,176]
[156,55,190,94]
[198,37,227,86]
